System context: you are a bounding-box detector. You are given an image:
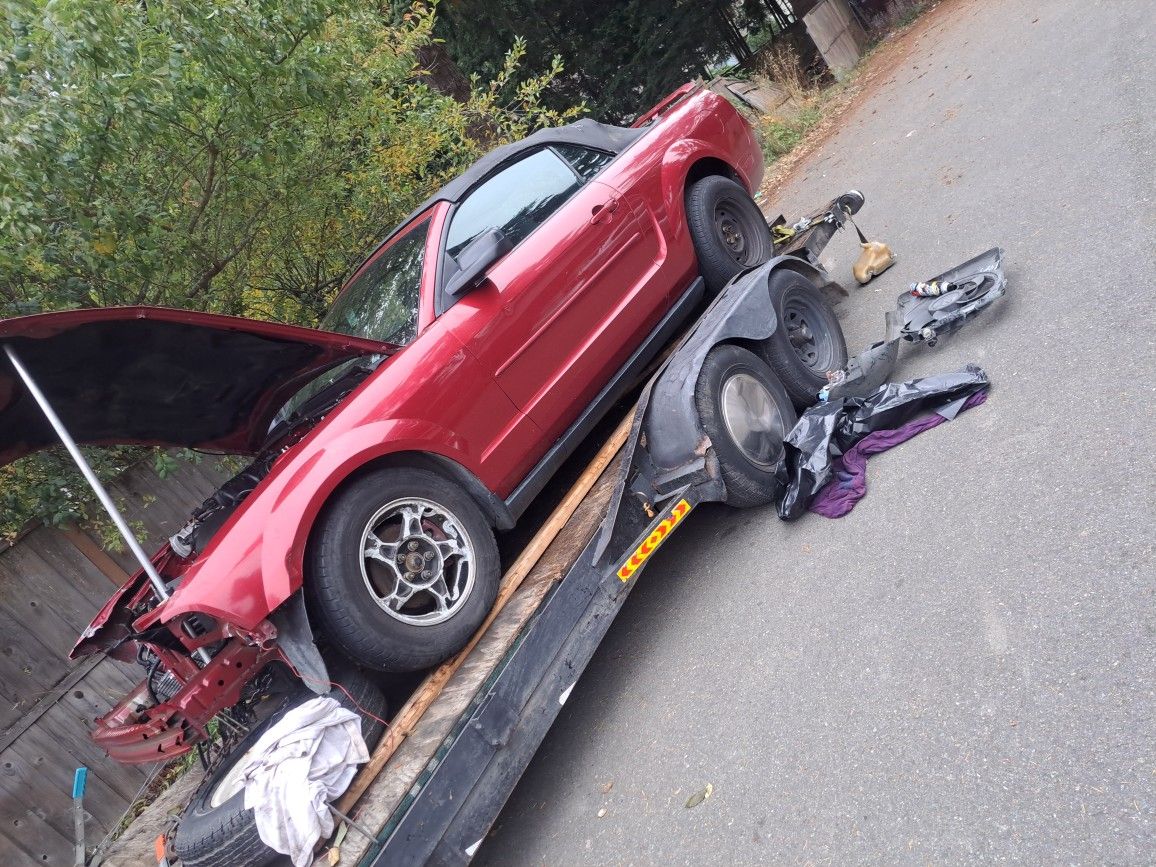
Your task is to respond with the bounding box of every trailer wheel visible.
[686,175,774,296]
[763,269,848,407]
[695,344,797,507]
[309,467,499,672]
[173,662,386,867]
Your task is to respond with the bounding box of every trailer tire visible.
[695,344,797,507]
[686,175,774,296]
[173,663,386,867]
[309,467,499,673]
[763,269,848,407]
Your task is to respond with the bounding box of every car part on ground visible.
[173,662,386,867]
[777,365,992,521]
[308,467,500,672]
[821,247,1007,402]
[762,269,848,408]
[694,344,797,507]
[853,239,897,284]
[895,247,1007,343]
[809,388,989,519]
[685,174,776,295]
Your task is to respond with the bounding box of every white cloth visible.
[238,695,370,867]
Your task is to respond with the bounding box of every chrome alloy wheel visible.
[359,497,476,626]
[720,372,788,468]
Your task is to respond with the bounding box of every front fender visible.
[159,418,474,630]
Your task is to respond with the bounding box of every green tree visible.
[0,0,577,539]
[433,0,786,123]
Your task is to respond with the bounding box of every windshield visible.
[270,356,379,430]
[322,218,430,345]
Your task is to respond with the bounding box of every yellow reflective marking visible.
[616,499,692,581]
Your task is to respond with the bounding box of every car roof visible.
[388,118,645,242]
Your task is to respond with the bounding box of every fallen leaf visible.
[685,783,713,808]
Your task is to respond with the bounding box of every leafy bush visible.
[757,105,822,161]
[0,0,578,539]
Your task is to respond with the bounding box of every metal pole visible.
[329,804,378,843]
[72,767,87,867]
[3,344,171,601]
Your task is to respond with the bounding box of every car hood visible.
[0,306,395,466]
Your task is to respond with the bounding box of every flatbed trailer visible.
[309,194,865,867]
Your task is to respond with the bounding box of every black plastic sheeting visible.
[776,365,991,520]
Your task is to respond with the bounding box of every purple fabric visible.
[808,389,988,518]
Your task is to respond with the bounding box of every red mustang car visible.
[0,83,848,866]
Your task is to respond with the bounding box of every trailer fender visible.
[643,256,829,476]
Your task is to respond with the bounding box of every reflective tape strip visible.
[616,499,692,582]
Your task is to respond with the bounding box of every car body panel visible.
[0,306,394,466]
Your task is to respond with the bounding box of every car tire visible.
[694,344,798,508]
[763,269,848,407]
[309,467,499,673]
[685,174,775,296]
[173,662,386,867]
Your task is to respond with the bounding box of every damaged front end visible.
[72,443,334,763]
[73,548,282,762]
[91,631,277,763]
[0,308,393,765]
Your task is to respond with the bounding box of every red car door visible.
[443,145,668,447]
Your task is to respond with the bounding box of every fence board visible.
[58,525,130,587]
[0,453,228,861]
[0,551,108,660]
[0,658,102,756]
[0,603,68,709]
[0,832,46,867]
[0,736,92,852]
[804,0,868,71]
[2,528,117,612]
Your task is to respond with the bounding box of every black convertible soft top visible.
[391,119,645,239]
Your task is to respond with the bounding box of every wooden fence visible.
[803,0,870,72]
[0,458,229,866]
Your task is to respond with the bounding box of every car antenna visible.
[3,344,173,604]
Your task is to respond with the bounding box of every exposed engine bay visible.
[66,359,380,762]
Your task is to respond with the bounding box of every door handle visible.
[589,197,620,225]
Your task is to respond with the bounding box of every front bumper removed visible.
[92,639,274,763]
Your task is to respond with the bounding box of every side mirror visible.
[445,228,513,297]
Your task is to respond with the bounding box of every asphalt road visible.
[478,0,1155,863]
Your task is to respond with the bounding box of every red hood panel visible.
[0,306,393,466]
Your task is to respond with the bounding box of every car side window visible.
[445,149,582,260]
[553,144,614,181]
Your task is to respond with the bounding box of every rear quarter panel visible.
[598,88,765,299]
